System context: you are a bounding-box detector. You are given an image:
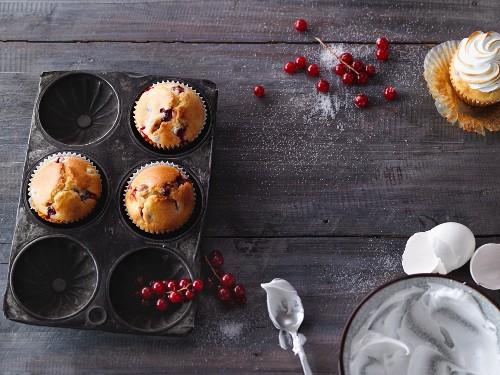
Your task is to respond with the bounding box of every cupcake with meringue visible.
[449,31,500,107]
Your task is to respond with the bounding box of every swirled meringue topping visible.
[453,31,500,93]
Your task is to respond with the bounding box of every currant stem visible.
[204,255,222,281]
[315,37,360,75]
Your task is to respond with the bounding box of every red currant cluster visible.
[133,275,204,312]
[203,250,246,308]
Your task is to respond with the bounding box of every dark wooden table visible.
[1,1,499,373]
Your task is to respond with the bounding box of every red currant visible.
[383,86,397,100]
[167,280,178,292]
[221,273,235,287]
[334,63,346,76]
[179,278,191,289]
[376,48,389,61]
[192,279,204,291]
[294,18,307,32]
[284,61,296,74]
[208,250,224,268]
[352,59,365,72]
[169,291,183,303]
[307,64,319,77]
[233,284,246,298]
[217,287,231,301]
[254,85,265,97]
[156,297,168,311]
[206,276,217,289]
[152,281,165,295]
[342,71,355,85]
[339,52,353,65]
[376,37,389,50]
[141,299,150,308]
[365,64,376,76]
[184,289,196,300]
[141,286,153,300]
[354,93,369,108]
[316,79,330,92]
[295,56,307,69]
[356,72,368,85]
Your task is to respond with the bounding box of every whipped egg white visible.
[349,283,500,375]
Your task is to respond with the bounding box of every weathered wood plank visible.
[1,237,497,374]
[0,0,497,43]
[1,43,500,239]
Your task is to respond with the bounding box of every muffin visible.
[29,155,102,223]
[133,82,206,149]
[124,164,196,233]
[449,31,500,107]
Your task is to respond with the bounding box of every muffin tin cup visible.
[133,81,207,151]
[122,160,201,237]
[3,71,217,336]
[27,151,104,225]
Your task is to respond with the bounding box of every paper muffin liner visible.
[123,161,197,234]
[28,152,102,224]
[133,81,207,150]
[423,40,500,135]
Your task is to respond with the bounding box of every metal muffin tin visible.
[3,71,218,335]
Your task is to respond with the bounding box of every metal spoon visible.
[262,278,312,375]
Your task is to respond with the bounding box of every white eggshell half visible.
[470,244,500,290]
[402,232,440,275]
[429,222,475,273]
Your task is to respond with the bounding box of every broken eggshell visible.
[470,244,500,290]
[402,222,475,275]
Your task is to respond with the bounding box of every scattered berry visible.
[383,86,397,100]
[376,37,389,50]
[307,64,320,77]
[254,85,265,97]
[352,59,365,72]
[141,286,153,300]
[233,284,246,298]
[152,281,165,295]
[334,63,346,76]
[192,279,204,291]
[294,18,308,32]
[356,72,368,85]
[365,64,376,76]
[169,291,183,303]
[339,52,353,65]
[354,93,369,108]
[217,287,231,301]
[295,56,307,69]
[342,72,355,85]
[284,61,296,74]
[376,48,389,61]
[134,276,145,286]
[221,273,236,288]
[316,79,330,92]
[208,250,224,268]
[156,297,168,311]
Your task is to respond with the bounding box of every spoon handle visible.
[291,332,312,375]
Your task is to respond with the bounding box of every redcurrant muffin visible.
[133,82,206,149]
[29,155,102,223]
[449,31,500,107]
[124,164,195,233]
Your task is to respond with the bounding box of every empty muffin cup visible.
[108,247,194,332]
[10,236,98,320]
[38,73,119,145]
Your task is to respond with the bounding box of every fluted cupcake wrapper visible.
[123,161,197,234]
[423,40,500,135]
[28,152,102,223]
[133,81,207,150]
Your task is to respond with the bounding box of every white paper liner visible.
[28,152,102,223]
[133,81,207,149]
[123,161,197,234]
[423,41,500,135]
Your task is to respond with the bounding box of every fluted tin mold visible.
[10,236,98,320]
[38,73,119,145]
